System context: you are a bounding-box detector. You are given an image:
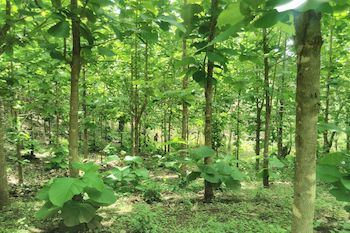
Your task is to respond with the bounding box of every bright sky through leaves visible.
[275,0,308,12]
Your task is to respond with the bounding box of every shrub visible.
[36,162,116,230]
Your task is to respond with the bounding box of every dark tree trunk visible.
[204,0,219,203]
[68,0,81,177]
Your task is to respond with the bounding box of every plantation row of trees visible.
[1,0,350,232]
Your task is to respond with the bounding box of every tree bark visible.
[323,23,333,153]
[235,91,241,168]
[68,0,81,177]
[292,10,322,233]
[14,109,23,184]
[82,66,88,159]
[277,36,288,158]
[262,28,271,188]
[0,98,9,208]
[204,0,219,203]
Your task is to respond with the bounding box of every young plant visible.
[36,162,116,230]
[185,146,245,190]
[317,151,350,212]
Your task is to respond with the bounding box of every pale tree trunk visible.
[180,0,189,175]
[262,28,271,188]
[235,91,241,168]
[292,10,322,233]
[204,0,218,203]
[0,1,11,206]
[0,98,9,208]
[68,0,81,177]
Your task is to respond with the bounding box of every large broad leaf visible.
[158,15,186,32]
[98,47,115,57]
[201,172,220,184]
[330,188,350,202]
[316,164,342,183]
[189,146,215,161]
[253,10,286,28]
[134,168,149,178]
[318,152,347,166]
[124,156,143,165]
[48,21,70,38]
[217,3,244,28]
[187,171,201,182]
[82,172,105,191]
[49,178,85,207]
[87,187,116,205]
[192,69,207,87]
[270,157,285,168]
[341,177,350,190]
[73,162,100,173]
[222,176,241,190]
[61,201,96,227]
[36,202,60,219]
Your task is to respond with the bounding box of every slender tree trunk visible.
[14,109,23,184]
[262,28,271,188]
[68,0,81,177]
[0,98,9,207]
[292,10,322,233]
[255,97,263,171]
[277,36,288,158]
[204,0,218,203]
[235,91,241,168]
[82,66,88,159]
[323,23,333,153]
[181,1,189,173]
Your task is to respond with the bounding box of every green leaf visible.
[36,202,60,220]
[217,3,244,28]
[49,50,65,61]
[329,188,350,202]
[49,178,85,207]
[210,23,241,45]
[48,21,70,38]
[316,164,342,183]
[134,168,149,178]
[222,177,241,190]
[124,156,143,165]
[253,10,285,28]
[98,47,115,57]
[158,15,186,32]
[82,172,105,191]
[51,0,62,9]
[73,162,100,173]
[61,201,96,227]
[198,164,217,175]
[270,157,285,168]
[341,177,350,190]
[201,172,220,184]
[192,69,207,87]
[187,171,201,182]
[207,51,227,64]
[189,146,215,161]
[37,185,50,200]
[318,152,347,166]
[87,187,116,205]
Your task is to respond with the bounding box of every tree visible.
[292,10,322,233]
[68,0,81,177]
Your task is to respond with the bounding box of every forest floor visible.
[1,156,349,233]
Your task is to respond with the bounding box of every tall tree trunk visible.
[82,66,88,159]
[262,28,271,188]
[292,10,322,233]
[167,109,172,153]
[323,23,333,153]
[68,0,81,177]
[181,0,189,173]
[235,91,241,168]
[0,0,11,55]
[204,0,218,203]
[0,98,9,207]
[277,36,288,158]
[14,109,23,184]
[255,97,263,171]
